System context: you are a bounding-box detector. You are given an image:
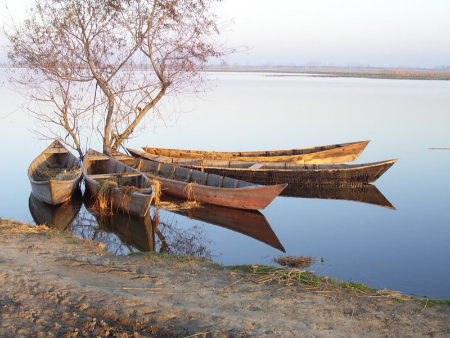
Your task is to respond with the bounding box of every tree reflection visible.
[69,198,214,260]
[151,208,213,259]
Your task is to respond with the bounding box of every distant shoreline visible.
[2,64,449,81]
[205,65,450,81]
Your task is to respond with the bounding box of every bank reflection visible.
[29,191,83,230]
[281,183,395,210]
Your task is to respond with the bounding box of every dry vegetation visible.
[274,255,316,268]
[93,177,155,215]
[32,166,81,181]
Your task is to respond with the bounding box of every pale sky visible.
[215,0,450,68]
[1,0,449,68]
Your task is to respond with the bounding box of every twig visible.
[183,331,214,338]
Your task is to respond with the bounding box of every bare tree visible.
[5,0,232,156]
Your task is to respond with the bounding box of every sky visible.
[215,0,450,68]
[1,0,449,68]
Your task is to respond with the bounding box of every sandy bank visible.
[1,218,449,337]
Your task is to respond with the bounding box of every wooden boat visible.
[128,148,398,186]
[282,183,395,210]
[29,191,83,230]
[82,149,155,217]
[28,140,82,205]
[109,150,287,210]
[142,140,370,164]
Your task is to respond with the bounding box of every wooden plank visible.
[113,155,134,160]
[86,155,110,161]
[248,163,264,169]
[88,172,142,180]
[44,148,70,154]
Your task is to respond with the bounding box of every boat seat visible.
[87,155,110,161]
[113,155,133,161]
[44,148,70,154]
[89,172,141,179]
[248,163,264,169]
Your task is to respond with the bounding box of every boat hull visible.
[83,150,155,217]
[189,160,398,185]
[145,173,286,210]
[142,140,370,164]
[128,148,398,186]
[111,151,286,210]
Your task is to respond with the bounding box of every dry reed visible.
[274,256,316,268]
[151,179,162,205]
[32,166,81,181]
[157,200,200,212]
[184,182,196,201]
[256,268,312,286]
[93,179,119,214]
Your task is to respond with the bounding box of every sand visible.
[1,218,449,337]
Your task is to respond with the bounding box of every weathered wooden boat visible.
[29,191,83,230]
[142,140,370,164]
[82,149,155,217]
[282,183,395,210]
[109,150,287,210]
[28,140,82,205]
[128,148,398,186]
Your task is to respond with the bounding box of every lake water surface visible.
[1,70,449,299]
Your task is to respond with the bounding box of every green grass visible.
[342,282,377,293]
[417,298,450,307]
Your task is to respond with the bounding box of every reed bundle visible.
[274,256,316,268]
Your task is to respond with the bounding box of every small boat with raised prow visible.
[142,140,370,164]
[28,140,82,205]
[128,148,398,186]
[107,149,287,210]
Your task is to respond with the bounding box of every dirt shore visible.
[1,218,449,337]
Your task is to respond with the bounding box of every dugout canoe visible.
[82,149,155,217]
[128,148,398,186]
[142,140,370,164]
[108,149,287,210]
[28,140,82,205]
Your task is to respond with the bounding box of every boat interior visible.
[30,149,80,180]
[164,158,366,170]
[85,154,149,189]
[143,143,347,158]
[135,158,256,189]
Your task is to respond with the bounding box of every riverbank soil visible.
[1,218,449,337]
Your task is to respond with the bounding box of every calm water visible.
[2,70,450,299]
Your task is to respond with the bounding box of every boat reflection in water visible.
[82,193,286,256]
[281,183,395,210]
[28,190,83,231]
[28,182,393,259]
